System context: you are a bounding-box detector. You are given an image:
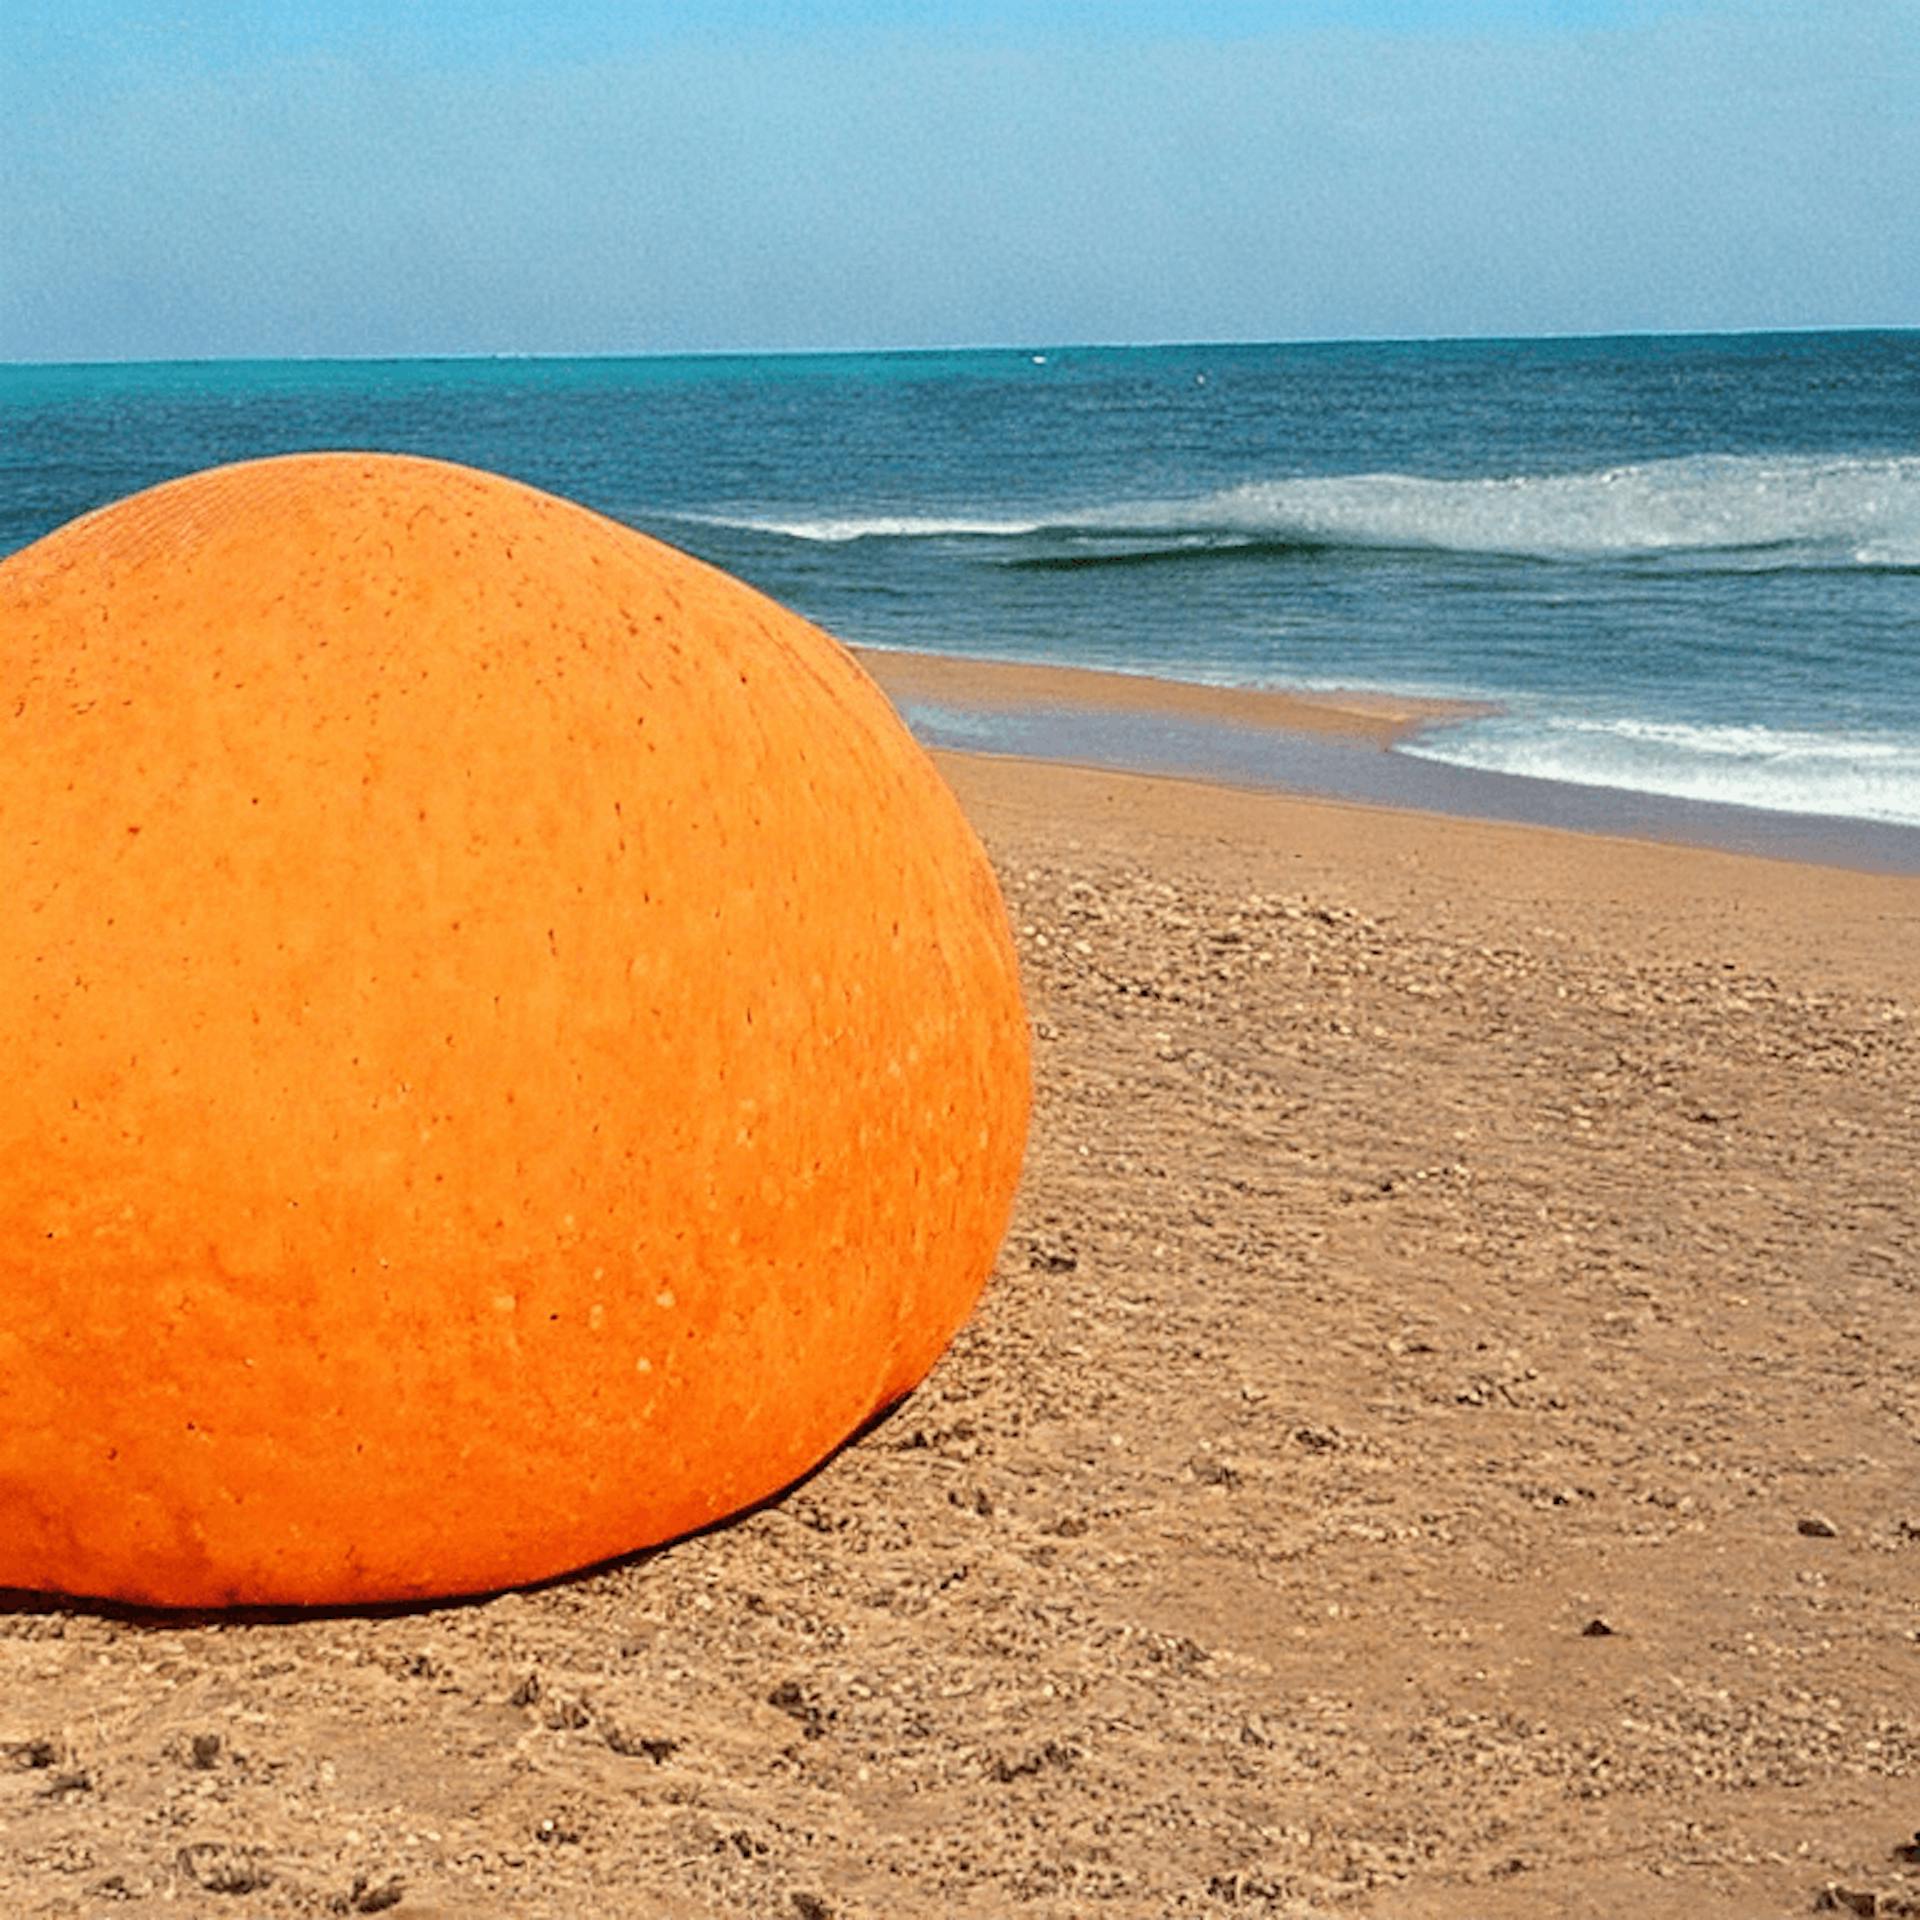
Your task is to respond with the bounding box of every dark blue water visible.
[4,333,1917,826]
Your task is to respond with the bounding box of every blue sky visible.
[3,1,1913,360]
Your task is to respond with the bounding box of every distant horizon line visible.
[5,320,1916,372]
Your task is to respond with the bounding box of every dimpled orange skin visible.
[0,453,1029,1609]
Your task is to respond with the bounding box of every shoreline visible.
[854,643,1920,877]
[851,644,1482,748]
[935,749,1920,991]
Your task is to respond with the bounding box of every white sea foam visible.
[1402,712,1920,828]
[1162,455,1920,565]
[688,453,1920,566]
[677,510,1047,543]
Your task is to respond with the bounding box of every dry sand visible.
[5,668,1919,1919]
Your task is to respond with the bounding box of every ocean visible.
[4,332,1918,856]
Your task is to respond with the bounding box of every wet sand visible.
[851,646,1476,745]
[4,672,1918,1919]
[856,646,1920,875]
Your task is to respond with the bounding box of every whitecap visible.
[675,453,1920,569]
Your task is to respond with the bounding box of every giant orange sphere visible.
[0,453,1029,1608]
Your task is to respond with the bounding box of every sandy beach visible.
[5,661,1918,1920]
[850,646,1478,744]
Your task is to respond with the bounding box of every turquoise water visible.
[4,333,1918,834]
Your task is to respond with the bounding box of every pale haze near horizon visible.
[3,0,1914,362]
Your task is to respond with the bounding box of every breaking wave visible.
[686,453,1920,571]
[1402,713,1920,828]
